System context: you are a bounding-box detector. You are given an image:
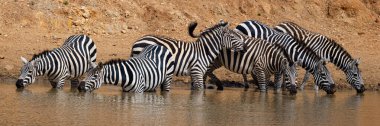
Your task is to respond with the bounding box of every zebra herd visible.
[16,20,366,94]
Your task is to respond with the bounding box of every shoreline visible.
[2,77,379,91]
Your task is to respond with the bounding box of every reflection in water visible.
[0,81,379,125]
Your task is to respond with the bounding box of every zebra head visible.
[188,20,247,53]
[345,59,365,93]
[16,56,42,88]
[78,62,105,92]
[220,23,247,53]
[313,60,336,94]
[282,60,297,94]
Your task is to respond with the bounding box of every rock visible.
[81,6,91,19]
[52,35,61,40]
[105,10,119,18]
[121,30,126,34]
[0,55,4,59]
[5,65,13,71]
[73,18,86,26]
[127,26,133,29]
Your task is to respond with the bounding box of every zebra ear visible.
[354,58,360,65]
[20,56,28,64]
[97,62,103,70]
[90,62,97,68]
[317,60,325,69]
[219,19,225,24]
[31,58,42,66]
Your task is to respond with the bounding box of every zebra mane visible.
[327,38,353,59]
[272,43,294,65]
[144,34,191,43]
[103,59,128,65]
[189,21,228,38]
[31,50,52,60]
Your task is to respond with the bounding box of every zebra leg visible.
[70,79,79,88]
[191,72,205,90]
[300,72,311,90]
[250,74,260,89]
[242,74,249,89]
[56,79,66,89]
[161,75,172,91]
[274,73,282,92]
[50,81,57,88]
[254,67,267,92]
[206,71,224,90]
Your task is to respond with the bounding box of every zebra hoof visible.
[216,86,224,90]
[244,84,249,89]
[207,85,215,89]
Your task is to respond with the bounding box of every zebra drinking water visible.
[236,20,336,94]
[78,45,174,93]
[197,30,298,93]
[131,21,247,90]
[273,21,365,93]
[16,34,97,89]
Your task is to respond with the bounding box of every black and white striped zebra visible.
[200,31,298,93]
[236,20,336,94]
[16,34,97,89]
[273,21,365,93]
[131,21,247,90]
[78,45,175,93]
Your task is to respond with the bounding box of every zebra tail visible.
[188,21,200,38]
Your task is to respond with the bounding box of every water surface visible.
[0,80,379,125]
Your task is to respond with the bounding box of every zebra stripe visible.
[78,45,175,93]
[236,20,336,94]
[16,34,97,89]
[131,21,246,90]
[205,32,297,93]
[274,21,365,93]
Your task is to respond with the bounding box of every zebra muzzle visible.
[16,79,24,88]
[78,81,88,92]
[356,85,366,94]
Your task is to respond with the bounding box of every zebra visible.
[197,30,298,93]
[235,20,336,94]
[78,45,175,93]
[273,21,365,93]
[130,21,247,90]
[16,34,97,89]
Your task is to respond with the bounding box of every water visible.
[0,80,379,126]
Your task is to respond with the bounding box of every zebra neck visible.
[196,35,222,62]
[37,52,62,77]
[325,46,353,71]
[297,50,320,73]
[102,63,128,86]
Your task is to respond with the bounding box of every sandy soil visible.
[0,0,379,89]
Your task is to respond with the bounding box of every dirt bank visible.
[0,0,379,89]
